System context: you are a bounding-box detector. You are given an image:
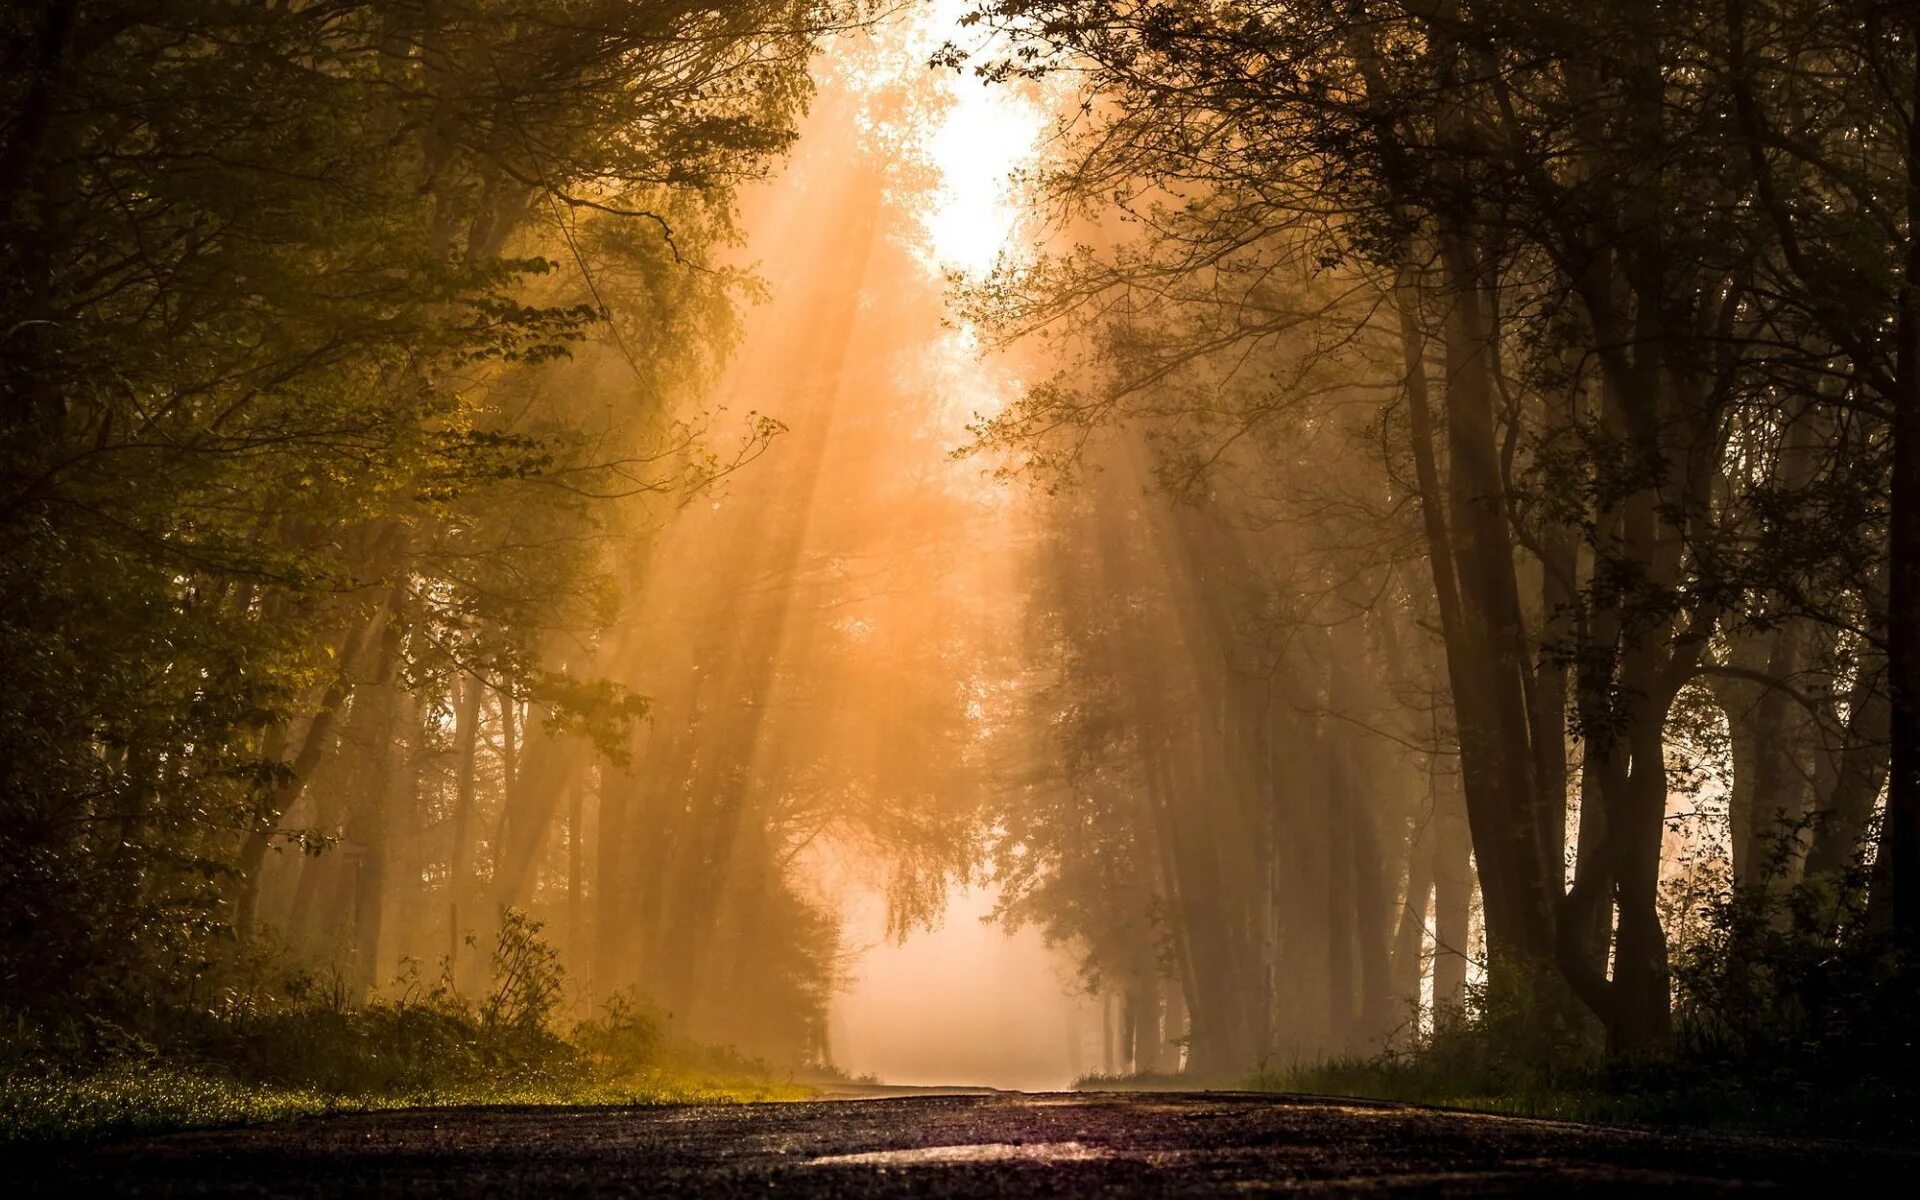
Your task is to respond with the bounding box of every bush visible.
[0,903,831,1146]
[570,991,664,1077]
[1248,857,1919,1140]
[1666,859,1918,1111]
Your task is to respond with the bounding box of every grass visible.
[1244,1053,1912,1141]
[0,1063,814,1148]
[0,1066,376,1147]
[0,915,828,1147]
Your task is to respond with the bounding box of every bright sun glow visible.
[832,0,1048,278]
[819,1,1048,466]
[918,76,1046,277]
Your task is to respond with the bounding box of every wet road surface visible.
[3,1090,1911,1196]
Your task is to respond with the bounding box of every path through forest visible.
[6,1093,1910,1196]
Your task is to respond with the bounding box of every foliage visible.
[1666,858,1919,1096]
[1248,872,1920,1140]
[951,0,1920,1069]
[0,1067,377,1149]
[0,1061,812,1149]
[0,910,809,1146]
[479,909,566,1037]
[0,0,855,1043]
[1251,1035,1915,1141]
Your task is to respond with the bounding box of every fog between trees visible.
[3,0,1918,1098]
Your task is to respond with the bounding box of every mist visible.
[5,0,1919,1143]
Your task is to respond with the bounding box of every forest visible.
[3,0,1918,1148]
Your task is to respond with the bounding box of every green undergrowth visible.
[1245,881,1920,1142]
[1241,999,1917,1143]
[0,912,817,1147]
[1247,1054,1909,1139]
[1085,1058,1907,1138]
[0,1067,382,1147]
[0,1063,811,1148]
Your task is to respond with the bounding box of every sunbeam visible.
[4,0,1914,1170]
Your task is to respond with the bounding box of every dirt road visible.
[3,1090,1909,1196]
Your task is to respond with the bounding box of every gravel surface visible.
[2,1090,1911,1196]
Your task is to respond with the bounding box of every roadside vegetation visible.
[0,912,812,1147]
[0,1,894,1139]
[10,0,1920,1151]
[957,0,1920,1140]
[1249,871,1918,1141]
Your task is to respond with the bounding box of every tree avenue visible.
[953,0,1920,1089]
[0,0,868,1060]
[1,0,1917,1137]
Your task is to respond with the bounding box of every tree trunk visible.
[594,759,637,997]
[568,772,587,987]
[1390,818,1436,1016]
[1161,979,1188,1073]
[1350,755,1395,1051]
[488,691,582,915]
[346,599,406,995]
[1437,234,1556,985]
[1882,28,1920,948]
[1804,660,1891,882]
[1324,721,1357,1049]
[1398,248,1557,1022]
[1432,777,1474,1022]
[1607,704,1675,1054]
[234,601,389,935]
[1746,623,1812,887]
[447,674,481,983]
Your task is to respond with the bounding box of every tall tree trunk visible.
[1882,24,1920,949]
[487,700,575,915]
[1324,731,1357,1050]
[594,758,637,997]
[1607,702,1675,1054]
[1348,743,1395,1050]
[1747,623,1811,887]
[1804,659,1891,882]
[1708,631,1770,886]
[347,600,406,994]
[1161,978,1188,1072]
[1398,249,1558,1022]
[1437,235,1556,983]
[1100,993,1115,1076]
[568,772,587,987]
[1432,775,1474,1022]
[390,688,424,985]
[234,601,389,934]
[1390,818,1436,1016]
[447,674,481,983]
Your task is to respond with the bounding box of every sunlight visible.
[831,0,1047,279]
[897,318,1026,456]
[918,77,1046,277]
[827,882,1088,1091]
[16,0,1909,1162]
